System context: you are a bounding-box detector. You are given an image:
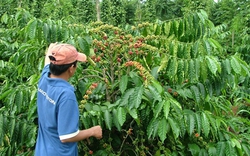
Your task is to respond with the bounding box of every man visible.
[35,43,102,156]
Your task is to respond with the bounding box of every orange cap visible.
[48,43,87,65]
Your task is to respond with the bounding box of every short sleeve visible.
[57,98,80,140]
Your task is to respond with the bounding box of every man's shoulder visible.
[42,64,50,74]
[39,64,50,81]
[61,88,76,98]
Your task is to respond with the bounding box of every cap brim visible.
[77,53,87,62]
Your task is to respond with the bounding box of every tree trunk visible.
[96,0,101,21]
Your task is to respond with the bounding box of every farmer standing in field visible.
[35,43,102,156]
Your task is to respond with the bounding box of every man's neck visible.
[49,73,69,81]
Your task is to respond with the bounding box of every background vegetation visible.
[0,0,249,155]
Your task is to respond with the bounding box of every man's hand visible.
[44,42,58,66]
[90,125,102,139]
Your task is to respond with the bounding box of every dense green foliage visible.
[0,0,250,155]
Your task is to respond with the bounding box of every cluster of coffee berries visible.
[132,39,143,49]
[137,22,151,28]
[90,55,102,63]
[124,61,153,86]
[80,83,98,106]
[167,87,178,97]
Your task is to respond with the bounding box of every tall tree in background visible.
[74,0,96,23]
[140,0,157,22]
[134,0,157,23]
[134,0,143,23]
[40,0,74,20]
[154,0,183,21]
[211,0,250,61]
[96,0,101,21]
[181,0,214,15]
[0,0,17,16]
[100,0,114,24]
[154,0,215,21]
[123,0,137,25]
[101,0,126,26]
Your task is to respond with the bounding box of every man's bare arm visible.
[61,126,102,143]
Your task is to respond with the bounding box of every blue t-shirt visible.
[35,65,79,156]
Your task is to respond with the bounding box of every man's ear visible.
[69,65,74,73]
